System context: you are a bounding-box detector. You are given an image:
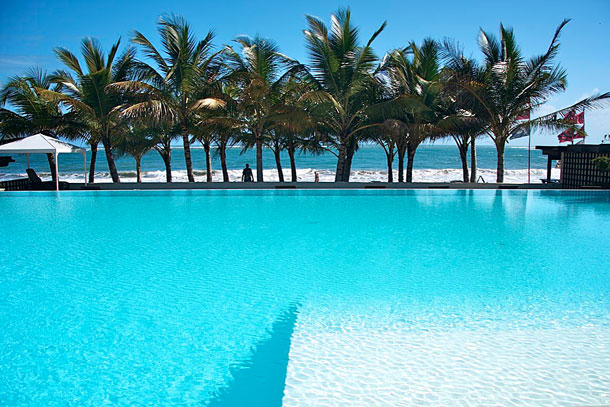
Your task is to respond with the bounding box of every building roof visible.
[536,144,610,160]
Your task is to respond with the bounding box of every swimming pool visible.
[1,190,609,406]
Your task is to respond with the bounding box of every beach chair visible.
[26,168,70,190]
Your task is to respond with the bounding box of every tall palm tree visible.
[120,14,223,182]
[223,35,303,182]
[473,22,568,182]
[379,39,449,182]
[444,20,610,182]
[301,8,386,182]
[41,38,135,183]
[203,82,241,183]
[0,68,83,181]
[439,44,487,183]
[265,76,315,182]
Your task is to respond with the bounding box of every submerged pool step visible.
[282,313,610,406]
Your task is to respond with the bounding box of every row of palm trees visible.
[1,9,608,183]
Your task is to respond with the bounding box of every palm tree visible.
[439,46,487,183]
[223,35,303,182]
[371,120,405,182]
[41,38,135,183]
[214,130,236,182]
[203,82,240,183]
[445,117,486,182]
[0,68,83,181]
[265,76,314,182]
[472,22,568,182]
[192,127,215,182]
[301,8,386,182]
[115,123,155,183]
[269,130,322,183]
[379,39,449,182]
[443,20,610,182]
[120,14,223,182]
[151,121,177,183]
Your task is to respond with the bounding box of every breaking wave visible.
[2,168,561,184]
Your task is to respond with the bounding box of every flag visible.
[558,129,574,143]
[510,103,531,140]
[573,124,585,139]
[563,109,577,124]
[511,124,530,139]
[557,107,585,143]
[516,100,531,120]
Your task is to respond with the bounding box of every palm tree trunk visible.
[287,144,297,182]
[102,136,120,183]
[156,143,172,182]
[342,144,355,182]
[495,139,505,183]
[163,149,172,182]
[397,145,406,182]
[386,152,394,182]
[406,144,416,183]
[219,142,229,182]
[458,143,469,182]
[46,153,57,183]
[88,142,98,183]
[273,147,284,182]
[255,137,264,182]
[204,141,213,182]
[135,156,142,183]
[335,141,347,182]
[182,123,195,182]
[470,137,477,182]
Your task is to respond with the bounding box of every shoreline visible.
[0,167,562,184]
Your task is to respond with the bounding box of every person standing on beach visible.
[314,171,320,182]
[241,164,254,182]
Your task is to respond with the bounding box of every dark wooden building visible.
[537,144,610,188]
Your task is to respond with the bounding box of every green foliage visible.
[593,156,610,171]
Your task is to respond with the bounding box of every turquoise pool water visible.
[1,190,609,406]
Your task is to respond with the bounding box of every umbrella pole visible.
[26,153,29,169]
[55,152,59,191]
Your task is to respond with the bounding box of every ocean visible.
[0,144,559,183]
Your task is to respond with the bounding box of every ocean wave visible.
[1,168,560,184]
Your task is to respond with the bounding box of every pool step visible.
[282,314,610,406]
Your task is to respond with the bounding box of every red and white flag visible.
[557,107,585,143]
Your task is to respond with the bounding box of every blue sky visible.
[1,0,608,145]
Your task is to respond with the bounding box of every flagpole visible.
[527,129,532,184]
[583,107,586,143]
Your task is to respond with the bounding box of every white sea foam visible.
[1,168,561,184]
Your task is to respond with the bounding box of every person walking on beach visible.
[314,171,320,183]
[241,164,254,182]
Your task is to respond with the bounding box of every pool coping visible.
[61,181,598,191]
[2,180,609,192]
